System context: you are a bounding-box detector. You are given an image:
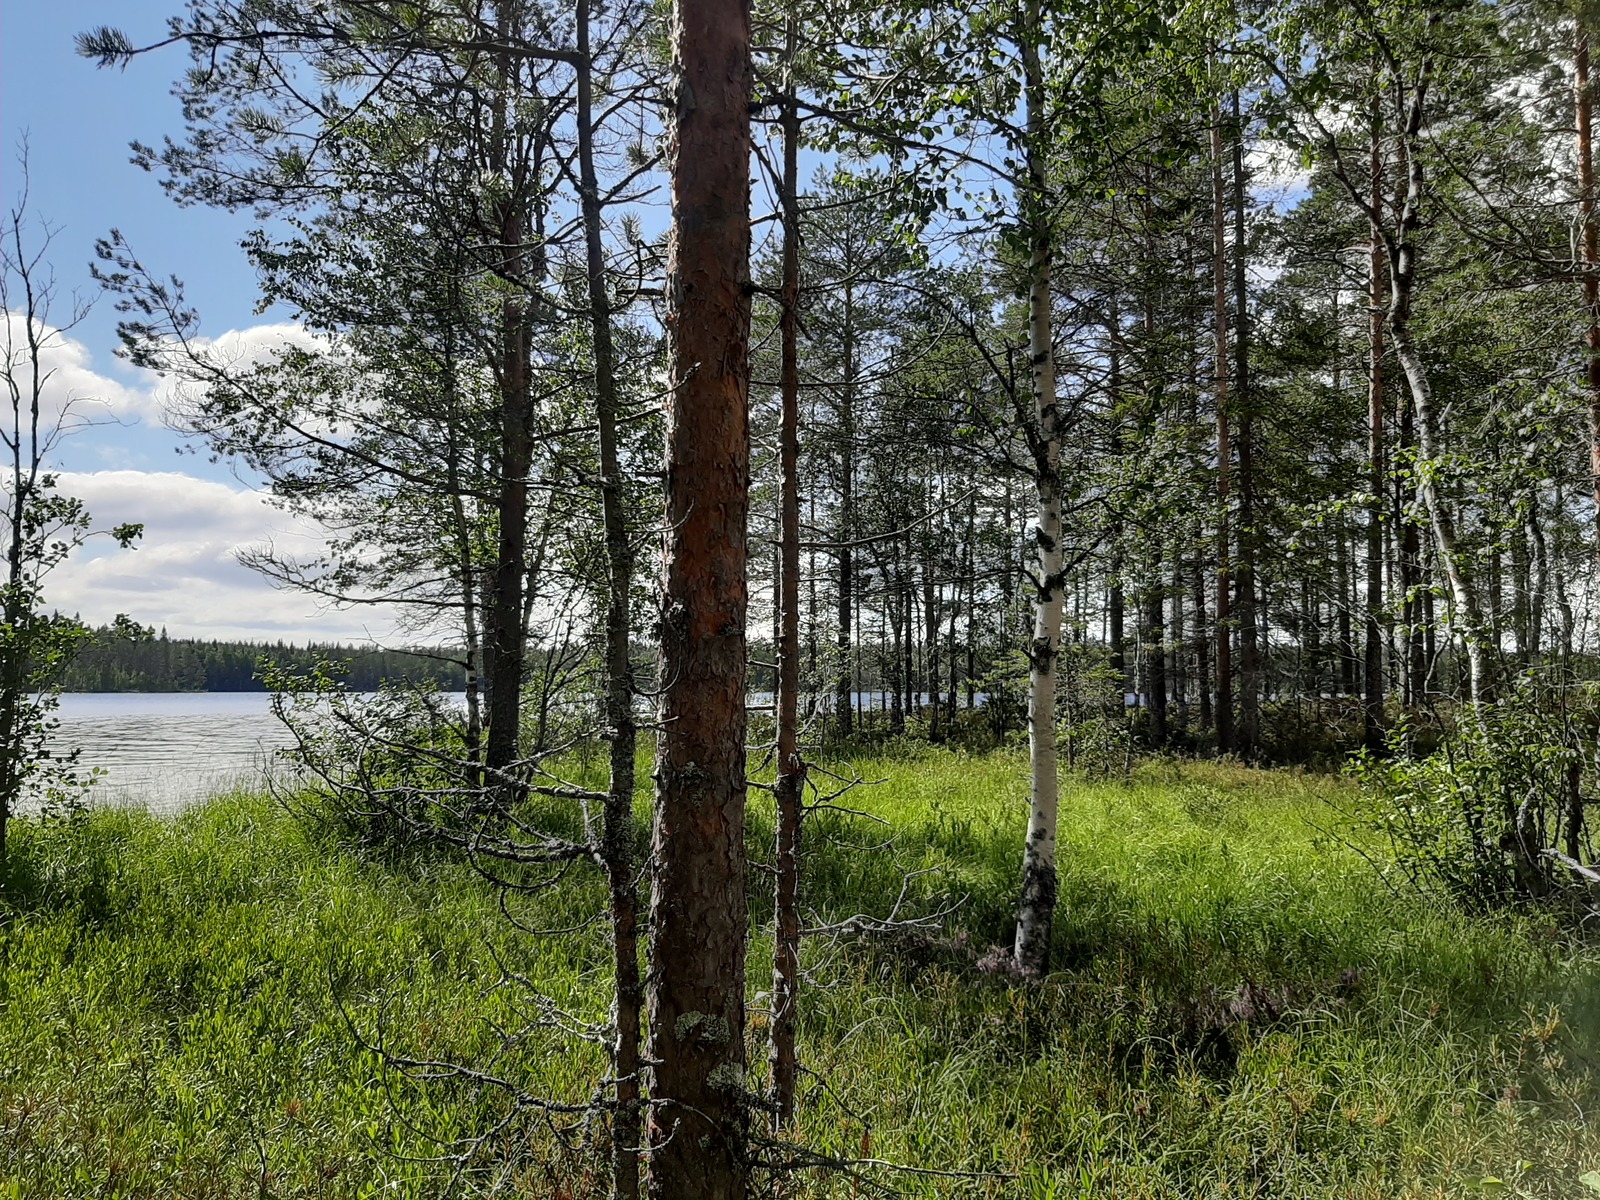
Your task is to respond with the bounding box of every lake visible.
[48,689,987,814]
[53,692,298,815]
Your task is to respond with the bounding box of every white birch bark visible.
[1382,33,1488,706]
[1013,0,1064,976]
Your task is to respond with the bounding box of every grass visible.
[2,747,1598,1198]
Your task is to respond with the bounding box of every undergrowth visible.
[1,750,1596,1197]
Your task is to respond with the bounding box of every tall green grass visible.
[763,749,1600,1198]
[2,749,1597,1198]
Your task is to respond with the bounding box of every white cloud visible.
[4,309,334,438]
[147,321,331,424]
[1250,139,1312,213]
[4,316,418,644]
[2,308,163,428]
[41,470,407,644]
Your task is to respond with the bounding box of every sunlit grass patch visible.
[2,748,1597,1198]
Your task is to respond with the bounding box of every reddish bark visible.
[645,0,753,1194]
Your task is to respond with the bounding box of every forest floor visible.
[1,746,1597,1198]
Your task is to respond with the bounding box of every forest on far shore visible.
[56,625,466,693]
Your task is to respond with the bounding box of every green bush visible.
[1352,678,1594,910]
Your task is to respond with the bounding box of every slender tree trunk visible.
[0,422,23,892]
[1171,546,1186,715]
[947,592,960,722]
[835,283,856,738]
[1013,0,1065,976]
[1143,570,1168,744]
[1192,558,1211,731]
[965,494,977,709]
[446,442,484,779]
[1108,569,1126,700]
[1106,311,1128,706]
[769,40,806,1127]
[1384,52,1489,706]
[1578,20,1600,578]
[925,542,943,742]
[483,14,534,778]
[807,490,817,681]
[1211,96,1234,754]
[1364,102,1387,751]
[646,0,752,1191]
[1528,506,1549,662]
[1398,390,1424,705]
[576,9,641,1192]
[1510,518,1531,670]
[485,338,531,771]
[1576,26,1600,862]
[1337,529,1356,696]
[1231,90,1260,756]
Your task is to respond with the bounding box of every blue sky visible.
[2,3,403,644]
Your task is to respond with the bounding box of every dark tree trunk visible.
[646,0,752,1193]
[482,10,536,778]
[576,6,641,1191]
[925,541,943,742]
[1364,102,1387,751]
[1171,548,1186,714]
[834,282,856,739]
[1337,528,1356,697]
[1211,94,1234,754]
[1143,574,1167,744]
[1109,571,1127,702]
[1192,558,1212,732]
[1231,90,1260,757]
[484,257,532,775]
[964,494,977,709]
[1510,519,1531,670]
[1579,22,1600,581]
[769,40,805,1127]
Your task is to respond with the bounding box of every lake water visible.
[48,689,989,814]
[53,692,297,815]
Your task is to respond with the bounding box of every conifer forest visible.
[6,1,1600,1197]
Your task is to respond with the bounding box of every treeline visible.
[58,626,465,693]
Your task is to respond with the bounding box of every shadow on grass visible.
[748,785,1600,1111]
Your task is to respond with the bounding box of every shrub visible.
[1351,677,1595,911]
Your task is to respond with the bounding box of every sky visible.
[1,3,406,644]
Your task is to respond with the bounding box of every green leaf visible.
[1578,1170,1600,1195]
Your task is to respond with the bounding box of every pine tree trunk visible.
[1231,90,1260,756]
[576,8,641,1191]
[1143,572,1167,744]
[1211,95,1234,754]
[925,544,943,742]
[1578,21,1600,578]
[1171,549,1186,715]
[1192,558,1212,731]
[835,283,856,739]
[646,0,752,1191]
[483,7,533,778]
[769,44,805,1127]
